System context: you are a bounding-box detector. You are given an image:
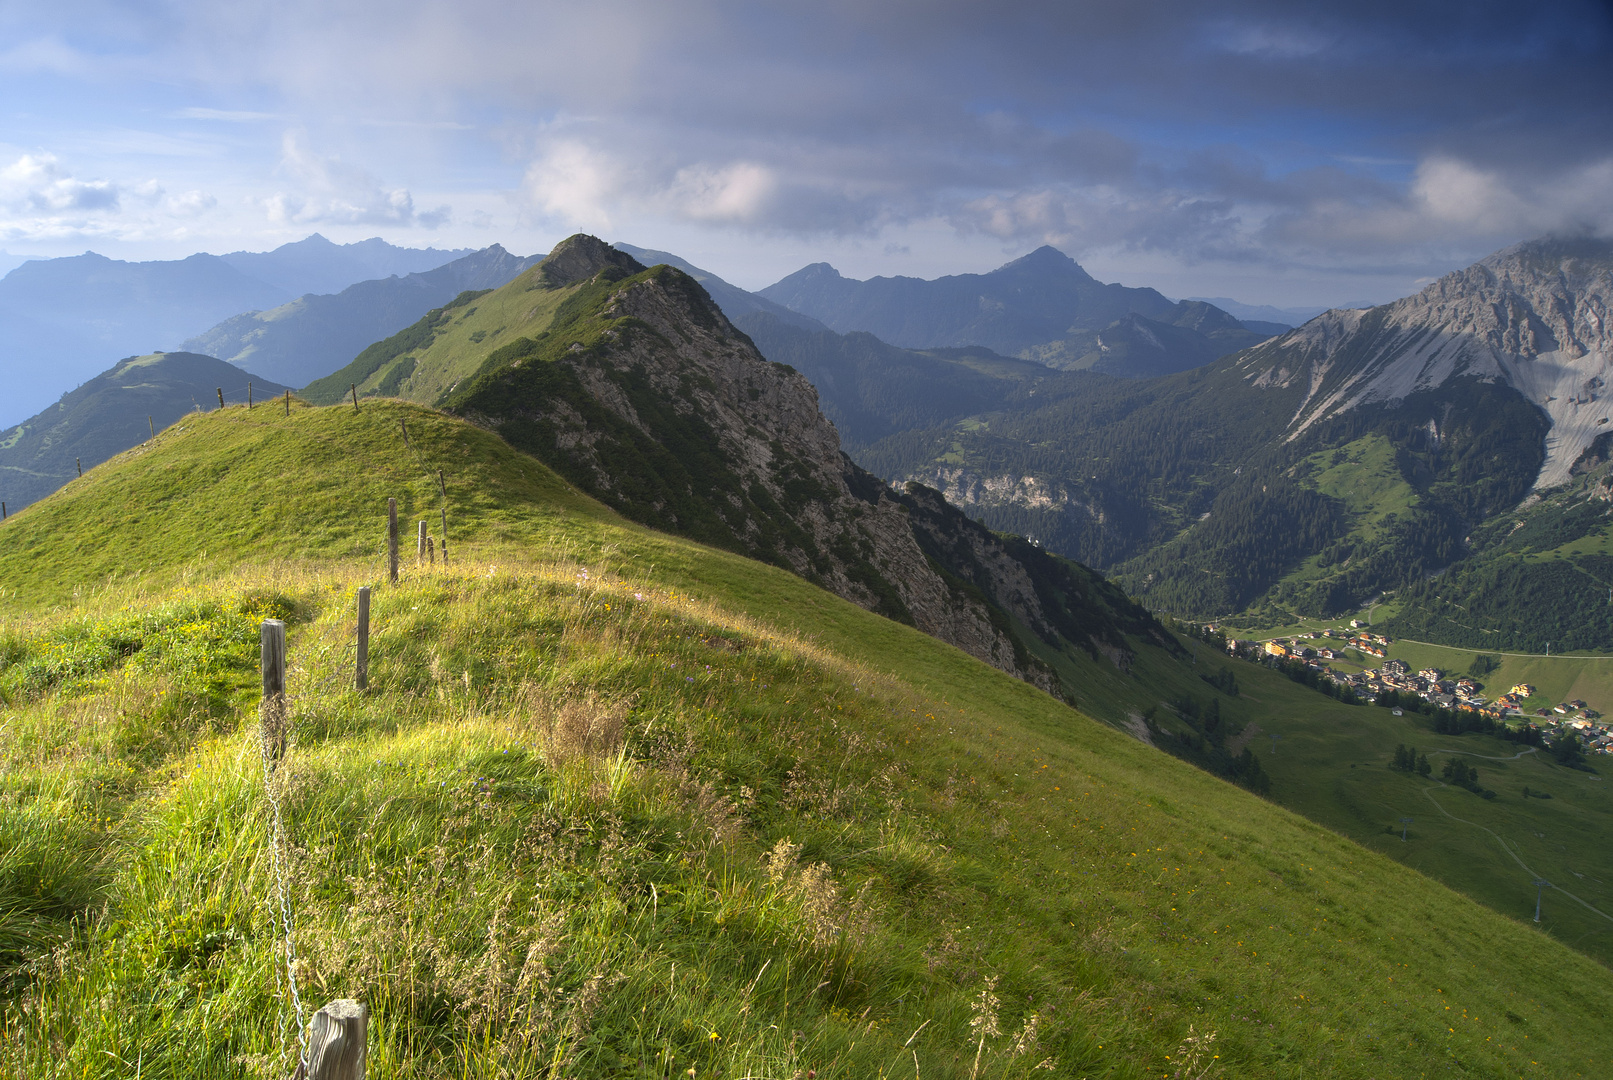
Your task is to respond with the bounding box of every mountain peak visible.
[534,234,645,289]
[1478,234,1613,284]
[997,245,1094,282]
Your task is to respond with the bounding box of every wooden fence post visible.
[285,390,291,417]
[399,418,409,447]
[148,415,155,439]
[217,387,225,410]
[350,384,360,412]
[261,619,287,761]
[387,499,399,584]
[2,502,6,520]
[439,506,449,564]
[417,520,429,563]
[248,381,253,409]
[76,458,82,477]
[355,587,371,691]
[301,999,367,1080]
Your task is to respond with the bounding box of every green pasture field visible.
[2,400,1610,1077]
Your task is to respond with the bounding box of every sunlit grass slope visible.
[302,271,577,406]
[2,400,1611,1078]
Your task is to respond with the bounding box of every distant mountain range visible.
[18,228,1597,654]
[0,352,289,513]
[847,236,1613,647]
[182,244,542,388]
[1185,296,1340,327]
[0,234,471,428]
[612,244,826,331]
[211,233,475,297]
[757,246,1278,376]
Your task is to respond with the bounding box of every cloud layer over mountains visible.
[0,0,1609,303]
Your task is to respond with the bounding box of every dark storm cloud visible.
[3,0,1610,278]
[480,0,1613,267]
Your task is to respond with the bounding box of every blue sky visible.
[1,0,1610,306]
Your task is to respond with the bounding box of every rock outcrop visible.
[1239,236,1613,489]
[448,236,1165,689]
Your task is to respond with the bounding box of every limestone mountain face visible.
[1240,236,1613,489]
[446,235,1163,689]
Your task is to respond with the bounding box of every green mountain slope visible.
[302,236,1175,699]
[181,245,541,388]
[732,311,1067,452]
[298,242,631,407]
[803,239,1613,641]
[0,351,290,514]
[1379,451,1613,650]
[860,330,1548,624]
[2,398,1609,1077]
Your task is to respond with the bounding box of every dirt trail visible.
[1418,781,1613,925]
[1227,722,1261,757]
[1428,746,1539,761]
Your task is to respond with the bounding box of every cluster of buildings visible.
[1221,629,1613,755]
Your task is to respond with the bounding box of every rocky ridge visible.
[448,236,1165,689]
[1242,236,1613,488]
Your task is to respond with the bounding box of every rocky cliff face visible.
[1241,237,1613,489]
[448,235,1162,689]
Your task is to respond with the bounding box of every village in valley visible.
[1225,624,1613,756]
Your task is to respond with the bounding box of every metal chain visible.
[260,702,308,1075]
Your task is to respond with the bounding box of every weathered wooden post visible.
[217,387,225,410]
[261,619,288,762]
[355,587,371,691]
[350,384,360,412]
[300,999,367,1080]
[387,499,399,584]
[285,390,291,417]
[439,506,449,564]
[436,469,447,499]
[417,520,428,563]
[2,501,6,520]
[399,418,409,447]
[76,458,82,477]
[148,415,155,439]
[248,381,253,409]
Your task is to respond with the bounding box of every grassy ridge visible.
[2,401,1611,1077]
[303,272,577,406]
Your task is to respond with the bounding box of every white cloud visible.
[950,185,1243,261]
[665,161,779,224]
[0,152,225,246]
[520,140,627,229]
[264,130,448,228]
[520,135,875,236]
[0,153,120,214]
[165,189,218,216]
[1412,155,1613,236]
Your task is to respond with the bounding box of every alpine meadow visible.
[3,239,1612,1079]
[5,5,1613,1077]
